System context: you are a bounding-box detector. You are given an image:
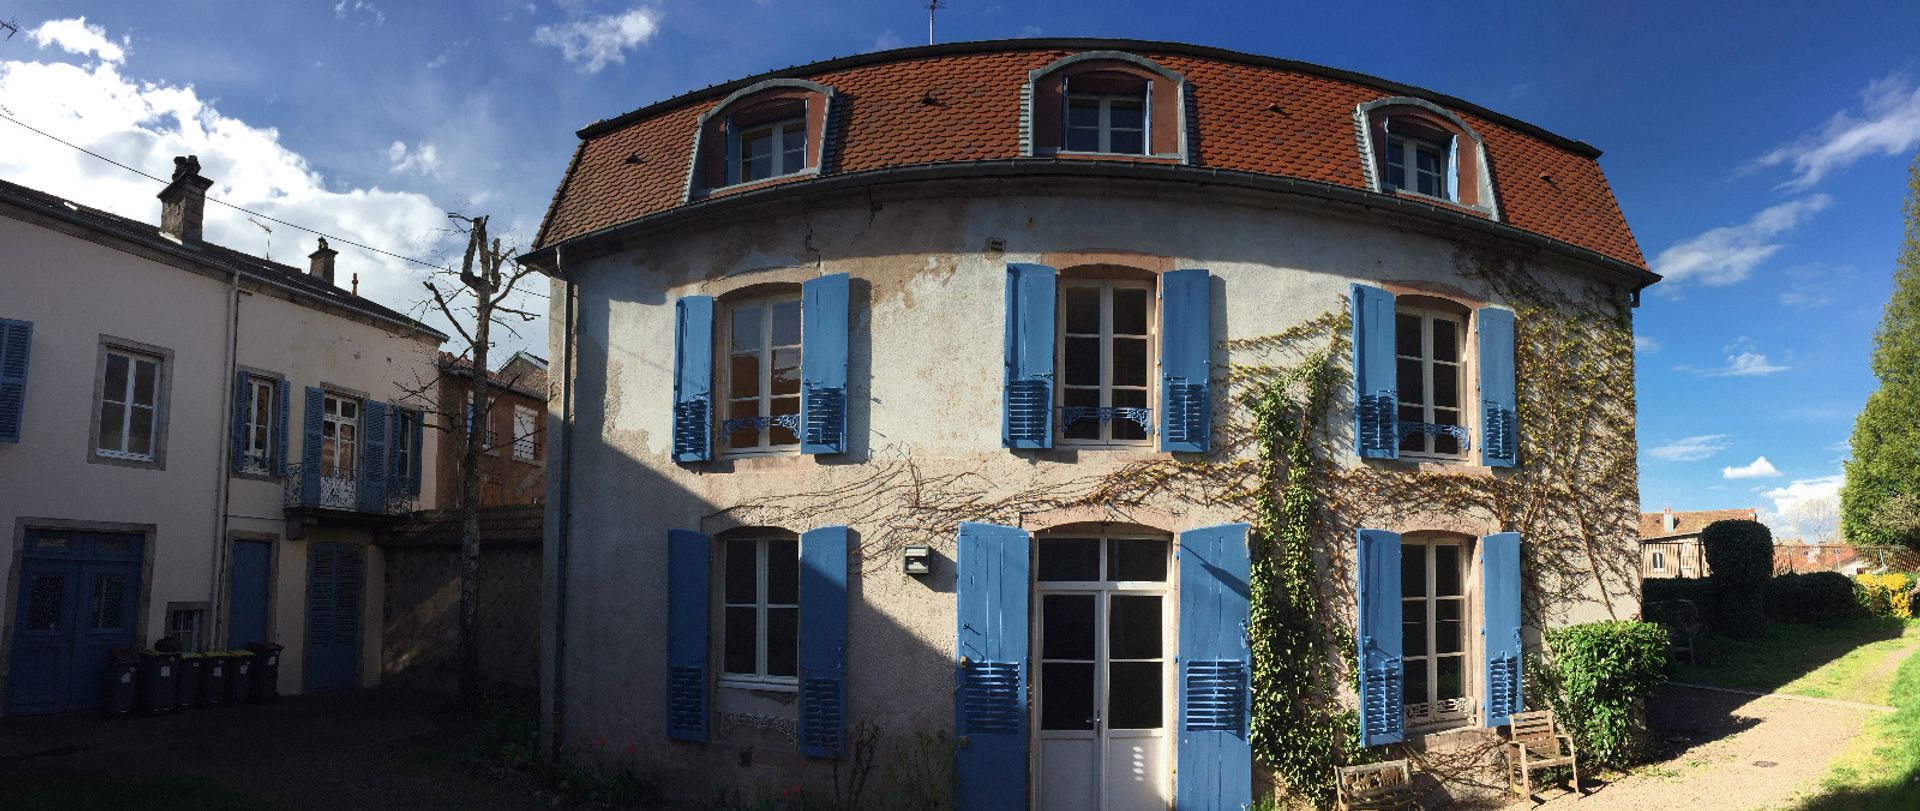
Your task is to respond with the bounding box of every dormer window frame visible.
[684,78,837,201]
[1024,51,1189,163]
[732,115,808,186]
[1354,96,1501,221]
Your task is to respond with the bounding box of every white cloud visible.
[387,141,441,176]
[871,30,905,52]
[532,7,661,74]
[1646,434,1731,462]
[29,17,126,64]
[333,0,387,26]
[1763,474,1845,527]
[1634,335,1661,354]
[1651,195,1831,292]
[1679,337,1789,377]
[1018,25,1045,38]
[1723,456,1783,479]
[1751,72,1920,191]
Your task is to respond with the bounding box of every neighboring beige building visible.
[527,40,1656,808]
[0,157,444,716]
[1638,507,1758,579]
[435,350,548,507]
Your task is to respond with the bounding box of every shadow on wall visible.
[381,537,543,693]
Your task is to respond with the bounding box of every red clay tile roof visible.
[1638,508,1760,541]
[534,39,1647,273]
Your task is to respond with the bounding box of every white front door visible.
[1033,533,1172,811]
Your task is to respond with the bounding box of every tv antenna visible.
[925,1,943,45]
[247,216,272,261]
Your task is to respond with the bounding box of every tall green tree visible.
[1842,154,1920,552]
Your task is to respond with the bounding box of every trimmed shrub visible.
[1857,572,1916,618]
[1642,577,1714,616]
[1539,621,1669,768]
[1766,572,1863,624]
[1703,520,1773,636]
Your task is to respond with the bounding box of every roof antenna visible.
[246,216,272,261]
[925,0,943,45]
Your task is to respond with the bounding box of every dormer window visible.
[738,117,806,183]
[1025,52,1188,162]
[1064,78,1147,155]
[1381,127,1451,200]
[685,79,836,200]
[1355,97,1499,219]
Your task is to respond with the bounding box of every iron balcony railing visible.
[282,462,414,514]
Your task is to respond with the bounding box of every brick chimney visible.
[309,237,338,287]
[157,155,214,243]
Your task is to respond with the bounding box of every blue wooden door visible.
[304,542,363,693]
[6,530,143,716]
[228,540,273,647]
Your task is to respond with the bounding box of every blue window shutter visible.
[1351,284,1398,459]
[1477,307,1518,468]
[0,319,33,443]
[1356,528,1405,747]
[408,409,424,495]
[1481,531,1524,727]
[801,273,850,455]
[1446,135,1461,201]
[1159,268,1212,453]
[360,400,389,513]
[798,525,849,758]
[673,296,715,462]
[666,529,711,742]
[231,370,251,473]
[954,521,1030,811]
[1003,263,1056,450]
[300,387,325,506]
[274,379,291,477]
[1175,522,1253,810]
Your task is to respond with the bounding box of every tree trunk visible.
[456,219,495,708]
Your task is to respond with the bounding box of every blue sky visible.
[3,2,1918,537]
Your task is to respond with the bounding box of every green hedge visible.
[1767,572,1864,625]
[1703,520,1773,636]
[1538,621,1670,768]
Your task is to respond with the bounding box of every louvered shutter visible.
[231,370,251,473]
[274,379,290,477]
[797,525,848,758]
[360,401,389,512]
[300,387,325,506]
[1477,307,1518,468]
[1003,263,1056,450]
[672,296,715,462]
[1175,522,1252,809]
[1481,531,1524,727]
[954,521,1030,811]
[1159,268,1212,453]
[0,319,32,443]
[666,529,710,742]
[800,273,849,455]
[1446,136,1461,201]
[1357,528,1405,747]
[1351,284,1398,459]
[408,409,424,495]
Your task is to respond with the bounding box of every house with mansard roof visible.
[524,39,1657,808]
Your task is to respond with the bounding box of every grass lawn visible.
[1672,617,1920,705]
[1793,624,1920,810]
[0,775,276,811]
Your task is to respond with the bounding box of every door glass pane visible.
[27,574,64,630]
[726,400,761,449]
[1112,338,1147,387]
[724,539,756,603]
[1041,662,1095,730]
[91,574,126,629]
[1403,657,1429,707]
[1401,599,1427,657]
[723,607,756,674]
[1435,600,1463,654]
[1434,545,1462,596]
[766,607,798,677]
[1436,656,1465,700]
[766,539,799,604]
[1432,319,1458,363]
[1401,548,1426,598]
[730,355,760,398]
[1063,287,1100,334]
[1110,389,1148,440]
[1395,315,1420,357]
[771,300,802,347]
[768,398,800,446]
[1038,538,1101,581]
[1108,662,1162,729]
[1396,358,1424,406]
[1112,288,1149,335]
[731,306,762,353]
[1064,337,1100,386]
[1432,362,1458,409]
[1108,595,1162,660]
[1062,388,1101,440]
[771,348,801,396]
[1106,539,1167,582]
[1042,594,1095,660]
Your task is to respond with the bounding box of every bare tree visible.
[422,213,539,705]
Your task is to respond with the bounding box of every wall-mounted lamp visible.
[903,545,931,576]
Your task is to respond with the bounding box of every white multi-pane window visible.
[1059,280,1153,444]
[242,377,276,473]
[738,118,806,183]
[167,608,205,652]
[392,412,414,481]
[1382,132,1450,200]
[321,394,358,476]
[1651,549,1667,573]
[724,296,803,454]
[1065,92,1146,154]
[96,350,161,460]
[1396,307,1467,457]
[512,405,537,460]
[721,535,799,687]
[1402,538,1472,728]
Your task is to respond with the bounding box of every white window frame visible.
[393,411,414,483]
[736,117,807,183]
[1402,537,1475,730]
[719,535,800,690]
[1396,305,1469,460]
[1057,278,1156,447]
[167,607,206,653]
[1381,131,1451,201]
[512,404,537,461]
[722,294,804,457]
[320,393,359,477]
[96,349,162,461]
[1063,90,1148,155]
[1651,549,1667,573]
[242,377,277,474]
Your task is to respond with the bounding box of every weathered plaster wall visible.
[382,541,543,691]
[545,182,1640,793]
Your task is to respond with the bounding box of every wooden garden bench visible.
[1334,758,1422,810]
[1505,710,1580,798]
